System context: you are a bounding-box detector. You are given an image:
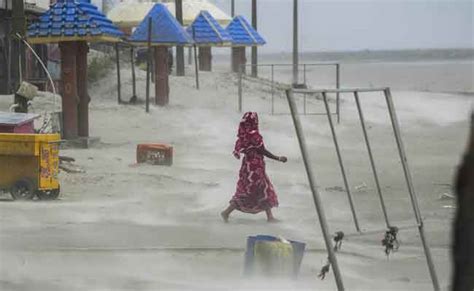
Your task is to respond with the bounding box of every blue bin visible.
[244,235,306,278]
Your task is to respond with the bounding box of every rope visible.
[318,231,345,280]
[318,226,401,279]
[381,226,400,258]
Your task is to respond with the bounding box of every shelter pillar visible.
[76,41,90,137]
[154,46,169,106]
[59,42,79,139]
[232,47,246,74]
[198,47,212,71]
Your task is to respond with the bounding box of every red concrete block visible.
[136,144,173,166]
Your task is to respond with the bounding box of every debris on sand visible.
[326,186,345,192]
[354,182,368,192]
[443,205,456,209]
[438,193,455,200]
[59,156,85,173]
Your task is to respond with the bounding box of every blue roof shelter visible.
[225,16,266,74]
[186,10,232,71]
[225,15,265,47]
[186,11,232,46]
[25,0,124,140]
[129,3,193,106]
[129,3,193,46]
[27,0,123,44]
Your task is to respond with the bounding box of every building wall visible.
[0,8,11,94]
[0,0,50,10]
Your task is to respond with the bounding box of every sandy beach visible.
[0,55,472,290]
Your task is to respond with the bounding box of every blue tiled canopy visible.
[129,3,193,46]
[186,11,232,46]
[27,0,123,44]
[225,15,265,47]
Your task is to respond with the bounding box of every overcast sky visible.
[210,0,473,53]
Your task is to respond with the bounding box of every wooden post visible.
[198,47,212,71]
[11,0,25,92]
[188,46,192,65]
[59,42,79,139]
[251,0,257,77]
[175,0,185,76]
[232,47,246,74]
[154,46,169,106]
[145,17,152,113]
[77,41,90,137]
[115,43,121,104]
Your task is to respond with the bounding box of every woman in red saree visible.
[221,112,287,223]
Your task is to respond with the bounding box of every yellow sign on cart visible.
[0,133,61,200]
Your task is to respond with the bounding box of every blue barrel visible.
[244,235,306,278]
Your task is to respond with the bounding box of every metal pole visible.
[303,63,306,85]
[231,0,235,17]
[322,92,360,232]
[336,64,340,123]
[130,46,137,101]
[354,91,390,228]
[383,88,440,291]
[193,27,200,90]
[145,17,152,113]
[251,0,257,78]
[238,64,243,112]
[115,43,121,104]
[292,0,299,85]
[188,46,192,65]
[286,89,345,291]
[175,0,185,76]
[303,64,306,114]
[271,64,274,115]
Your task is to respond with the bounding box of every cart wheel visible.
[10,179,35,200]
[36,187,60,200]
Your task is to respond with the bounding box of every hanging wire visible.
[15,33,57,101]
[15,33,59,133]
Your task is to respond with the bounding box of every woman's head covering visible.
[233,112,264,158]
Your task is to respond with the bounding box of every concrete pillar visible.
[59,42,79,139]
[198,47,212,71]
[76,41,90,137]
[154,46,169,106]
[231,47,246,74]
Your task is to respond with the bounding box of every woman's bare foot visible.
[221,211,229,223]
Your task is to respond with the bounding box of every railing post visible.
[271,64,274,115]
[238,64,243,112]
[336,64,341,123]
[303,64,306,114]
[303,63,306,85]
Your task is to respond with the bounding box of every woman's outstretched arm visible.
[259,147,287,162]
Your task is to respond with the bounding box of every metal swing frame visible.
[285,87,440,291]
